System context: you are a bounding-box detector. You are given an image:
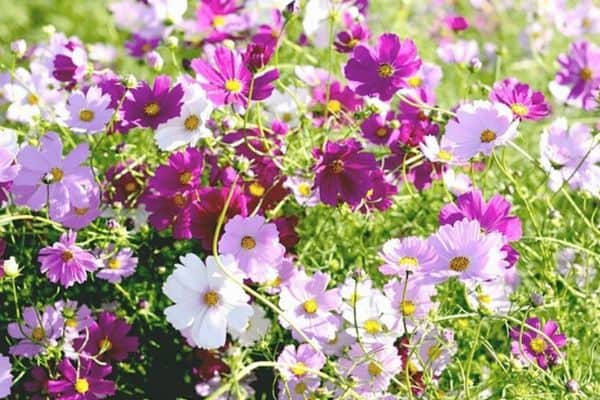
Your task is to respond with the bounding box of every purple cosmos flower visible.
[218,215,285,283]
[444,100,519,160]
[54,300,94,335]
[52,45,88,86]
[334,21,370,53]
[8,305,64,358]
[96,247,138,284]
[142,189,195,239]
[279,271,341,342]
[379,236,438,276]
[124,34,160,58]
[344,33,422,101]
[550,41,600,110]
[65,86,114,133]
[489,78,551,121]
[11,132,96,221]
[360,111,401,146]
[0,355,12,398]
[38,230,99,287]
[76,311,139,362]
[47,358,116,399]
[312,81,364,126]
[510,317,567,369]
[276,343,325,381]
[414,327,457,377]
[55,186,101,230]
[149,147,203,195]
[355,169,398,213]
[312,139,378,207]
[191,46,279,108]
[427,219,507,284]
[339,343,402,395]
[122,75,184,129]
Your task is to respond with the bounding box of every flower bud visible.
[566,379,579,393]
[3,257,20,278]
[469,57,482,73]
[145,51,164,71]
[165,36,179,49]
[10,39,27,58]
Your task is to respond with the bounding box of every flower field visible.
[0,0,599,398]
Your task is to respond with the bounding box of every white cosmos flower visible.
[154,85,214,151]
[163,253,253,349]
[230,303,271,346]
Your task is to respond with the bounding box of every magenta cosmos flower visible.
[191,46,279,108]
[8,305,64,358]
[38,231,99,287]
[344,33,421,101]
[510,317,567,369]
[76,311,139,362]
[149,147,203,195]
[11,132,96,221]
[312,139,378,207]
[278,271,341,342]
[550,40,600,110]
[379,236,438,277]
[122,75,184,129]
[360,111,401,146]
[218,215,285,283]
[490,78,551,121]
[47,358,116,400]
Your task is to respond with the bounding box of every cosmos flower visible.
[8,305,64,358]
[191,46,279,109]
[124,34,160,58]
[342,288,395,345]
[76,312,139,362]
[436,39,479,65]
[0,355,12,399]
[360,111,401,146]
[38,231,99,287]
[334,21,370,53]
[65,86,114,133]
[154,85,214,151]
[344,33,422,101]
[549,40,600,110]
[47,358,116,400]
[230,303,271,346]
[55,186,101,231]
[489,78,551,120]
[148,147,203,196]
[23,366,50,400]
[312,139,378,207]
[383,277,437,334]
[510,317,567,369]
[162,254,253,349]
[444,100,519,160]
[419,134,467,166]
[283,176,320,207]
[96,247,138,284]
[379,236,438,277]
[276,343,325,381]
[414,326,457,377]
[122,75,184,129]
[142,189,195,239]
[218,215,285,283]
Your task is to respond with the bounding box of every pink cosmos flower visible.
[339,343,402,395]
[379,236,438,277]
[96,247,138,284]
[510,317,567,369]
[47,358,116,399]
[490,78,551,121]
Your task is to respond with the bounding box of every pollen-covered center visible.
[74,378,90,394]
[225,79,242,93]
[294,381,307,394]
[330,159,345,174]
[291,362,308,377]
[249,182,265,197]
[143,102,160,117]
[184,115,200,131]
[303,299,318,314]
[480,129,497,143]
[298,183,311,197]
[31,326,46,341]
[74,207,89,216]
[580,67,593,81]
[530,337,547,354]
[399,256,419,268]
[203,290,219,307]
[99,337,113,351]
[241,235,256,250]
[407,75,422,88]
[107,258,121,270]
[367,362,382,376]
[327,99,342,113]
[363,319,382,334]
[376,127,388,137]
[173,193,187,208]
[510,103,529,116]
[427,345,442,360]
[401,300,417,316]
[27,93,39,105]
[50,167,65,182]
[62,250,74,262]
[449,256,470,272]
[437,150,452,162]
[179,171,193,185]
[212,15,226,28]
[377,63,394,78]
[79,109,95,122]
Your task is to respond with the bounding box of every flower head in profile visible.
[47,358,116,400]
[218,215,285,283]
[38,231,99,287]
[65,86,114,133]
[344,33,422,101]
[163,254,253,349]
[490,78,551,121]
[510,317,567,369]
[8,306,64,358]
[379,236,438,276]
[122,75,184,129]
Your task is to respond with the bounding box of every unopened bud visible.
[10,40,26,58]
[3,257,20,278]
[145,51,164,71]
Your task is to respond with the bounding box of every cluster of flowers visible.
[0,0,597,398]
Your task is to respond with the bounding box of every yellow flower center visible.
[377,63,394,78]
[124,182,137,193]
[477,294,492,305]
[401,300,417,316]
[399,256,419,268]
[480,129,497,143]
[66,318,78,328]
[143,102,160,117]
[427,345,442,360]
[510,103,529,116]
[141,43,152,53]
[74,207,89,216]
[294,381,307,394]
[449,256,470,272]
[347,38,360,49]
[249,181,265,197]
[291,362,308,377]
[107,258,121,270]
[50,167,65,182]
[79,109,95,122]
[173,193,187,208]
[281,112,293,122]
[327,99,342,113]
[303,299,318,314]
[184,115,200,131]
[241,236,256,250]
[212,15,226,28]
[580,67,593,81]
[363,319,382,334]
[530,337,547,354]
[31,327,45,341]
[62,251,74,262]
[179,171,193,185]
[376,127,388,137]
[298,183,311,197]
[407,75,422,88]
[437,150,452,162]
[99,337,113,351]
[330,160,344,174]
[367,362,382,376]
[27,93,39,105]
[74,378,89,394]
[225,79,242,93]
[203,290,219,307]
